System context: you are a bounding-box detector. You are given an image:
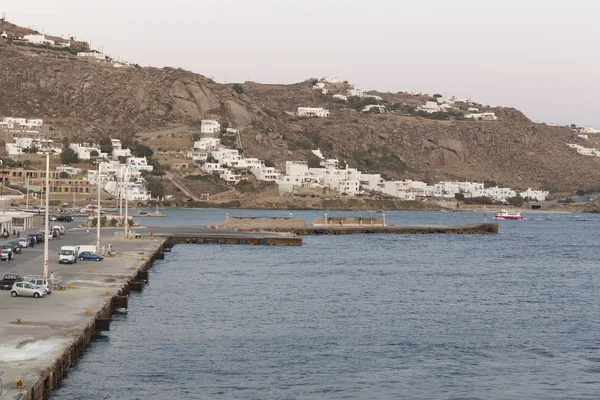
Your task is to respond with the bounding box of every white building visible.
[77,52,107,60]
[417,101,441,114]
[69,143,107,160]
[465,112,498,121]
[333,94,348,101]
[520,188,549,202]
[468,107,479,112]
[362,104,386,113]
[0,117,43,130]
[194,137,221,151]
[200,119,221,134]
[126,157,154,172]
[347,89,364,97]
[297,107,330,117]
[24,34,54,45]
[252,166,280,181]
[111,139,131,158]
[56,166,82,176]
[581,127,600,134]
[220,170,243,184]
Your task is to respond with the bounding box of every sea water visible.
[48,210,600,399]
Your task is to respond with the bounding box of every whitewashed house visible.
[362,104,386,113]
[465,112,498,121]
[77,52,107,60]
[417,101,441,114]
[297,107,330,117]
[252,166,280,181]
[126,157,154,172]
[333,94,348,101]
[200,120,221,134]
[194,137,221,151]
[24,34,54,45]
[111,139,131,158]
[69,143,107,160]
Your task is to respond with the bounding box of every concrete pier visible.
[0,227,165,400]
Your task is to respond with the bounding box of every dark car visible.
[35,232,45,243]
[78,251,104,261]
[56,215,73,222]
[27,233,38,244]
[0,274,23,290]
[6,241,22,254]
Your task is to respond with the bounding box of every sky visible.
[3,0,600,126]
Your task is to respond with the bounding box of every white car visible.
[18,238,29,248]
[11,282,47,298]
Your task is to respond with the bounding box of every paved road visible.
[0,218,111,278]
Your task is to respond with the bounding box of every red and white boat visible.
[494,210,523,220]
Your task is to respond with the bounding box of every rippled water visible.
[49,210,600,399]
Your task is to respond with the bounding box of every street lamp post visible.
[124,166,129,238]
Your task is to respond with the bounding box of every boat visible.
[137,209,148,215]
[494,210,523,220]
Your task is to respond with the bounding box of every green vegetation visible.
[99,137,113,154]
[59,172,70,178]
[60,148,79,164]
[132,144,153,158]
[145,176,164,198]
[232,84,244,94]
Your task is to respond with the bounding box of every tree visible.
[59,171,70,178]
[132,145,153,158]
[454,193,465,202]
[576,189,586,196]
[60,148,79,164]
[433,93,442,98]
[146,178,164,198]
[90,150,99,158]
[99,137,113,154]
[506,195,525,207]
[232,84,243,94]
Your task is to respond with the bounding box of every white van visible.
[59,245,80,264]
[77,245,97,254]
[52,225,65,235]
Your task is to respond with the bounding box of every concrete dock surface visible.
[0,223,164,399]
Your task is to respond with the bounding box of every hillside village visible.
[2,18,600,210]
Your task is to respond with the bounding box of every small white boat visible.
[494,210,523,220]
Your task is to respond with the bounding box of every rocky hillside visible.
[0,36,598,192]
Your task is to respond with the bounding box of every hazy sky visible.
[3,0,600,126]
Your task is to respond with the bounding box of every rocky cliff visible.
[0,40,598,191]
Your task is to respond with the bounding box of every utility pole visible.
[96,162,101,254]
[43,154,50,279]
[124,167,129,238]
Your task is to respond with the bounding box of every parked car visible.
[56,215,73,222]
[49,215,58,221]
[35,232,45,243]
[6,241,22,254]
[18,237,29,248]
[11,282,47,298]
[26,277,52,294]
[1,248,14,261]
[0,274,22,290]
[79,251,104,261]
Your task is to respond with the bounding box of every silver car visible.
[27,278,52,294]
[11,282,47,298]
